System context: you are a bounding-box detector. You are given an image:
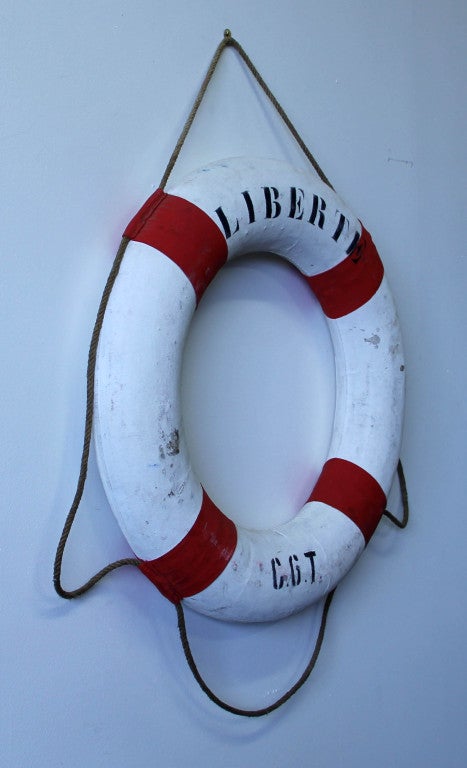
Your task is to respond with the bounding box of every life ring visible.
[94,157,404,622]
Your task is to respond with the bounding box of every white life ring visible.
[94,157,404,622]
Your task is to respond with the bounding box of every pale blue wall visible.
[1,2,466,766]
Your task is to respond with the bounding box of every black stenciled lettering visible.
[304,551,316,583]
[272,551,318,590]
[289,187,305,220]
[272,557,279,589]
[271,557,288,589]
[263,186,281,219]
[332,211,350,242]
[215,206,239,239]
[309,195,326,229]
[346,230,360,256]
[289,554,301,586]
[241,190,256,223]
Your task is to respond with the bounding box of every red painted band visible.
[138,491,237,603]
[309,458,386,543]
[124,190,228,302]
[306,226,384,318]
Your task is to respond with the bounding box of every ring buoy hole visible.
[181,252,336,531]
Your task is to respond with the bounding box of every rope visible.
[53,236,140,599]
[159,29,333,191]
[53,29,409,716]
[383,460,409,528]
[176,590,335,717]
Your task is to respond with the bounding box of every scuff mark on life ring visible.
[364,333,380,348]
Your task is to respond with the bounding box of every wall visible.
[1,2,466,766]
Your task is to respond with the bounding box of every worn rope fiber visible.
[53,30,409,716]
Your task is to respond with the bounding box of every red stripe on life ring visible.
[307,227,384,318]
[138,491,237,603]
[124,190,228,302]
[309,458,386,543]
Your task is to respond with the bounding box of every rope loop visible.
[175,591,335,717]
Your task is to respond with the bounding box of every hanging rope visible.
[53,29,409,716]
[159,30,333,191]
[53,236,138,600]
[176,590,335,718]
[383,460,409,529]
